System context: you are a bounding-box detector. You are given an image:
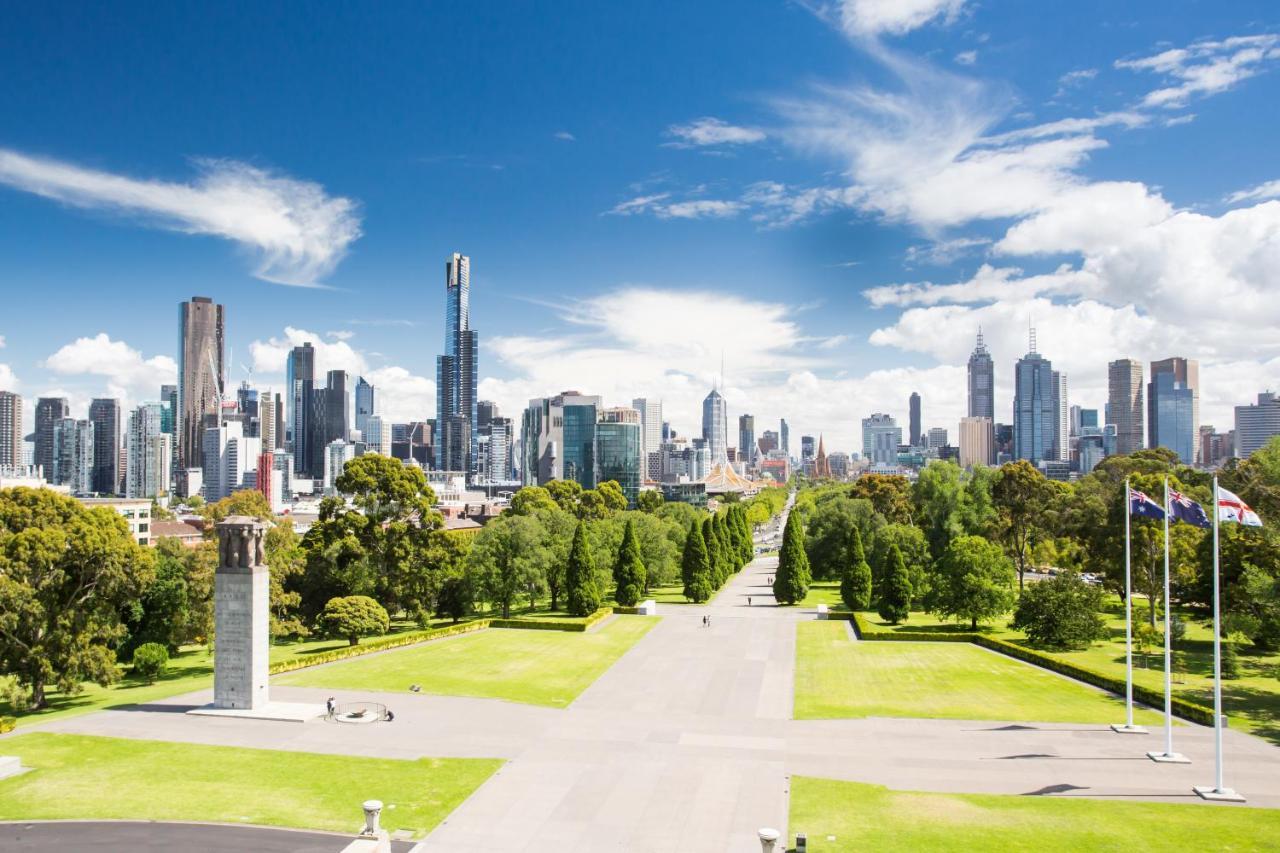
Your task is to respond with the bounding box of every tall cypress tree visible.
[703,516,724,587]
[715,512,735,574]
[566,519,601,616]
[614,518,647,607]
[876,543,912,624]
[681,521,713,603]
[774,511,811,604]
[734,506,753,565]
[840,525,873,611]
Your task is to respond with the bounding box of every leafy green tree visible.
[991,461,1056,590]
[545,479,585,514]
[848,474,914,524]
[868,523,930,600]
[597,481,629,514]
[774,511,811,604]
[0,487,154,709]
[566,520,601,616]
[202,488,273,527]
[925,535,1015,630]
[877,544,912,624]
[636,489,664,513]
[1221,637,1241,679]
[656,501,702,531]
[840,526,873,611]
[1193,524,1280,649]
[805,496,884,581]
[467,514,548,618]
[123,536,191,655]
[435,569,473,624]
[534,507,577,611]
[733,505,754,564]
[1010,573,1107,649]
[626,511,682,590]
[131,643,169,683]
[613,519,647,606]
[681,522,713,603]
[509,486,559,516]
[715,512,736,574]
[264,523,307,638]
[702,517,725,587]
[319,595,389,645]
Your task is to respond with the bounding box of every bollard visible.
[758,827,780,853]
[362,799,383,836]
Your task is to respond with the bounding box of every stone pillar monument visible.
[214,516,270,710]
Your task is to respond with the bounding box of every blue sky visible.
[2,1,1279,452]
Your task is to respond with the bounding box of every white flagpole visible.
[1150,476,1187,762]
[1114,477,1144,733]
[1195,475,1243,800]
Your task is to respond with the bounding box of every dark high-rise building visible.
[287,342,316,476]
[354,377,374,439]
[325,369,351,446]
[1107,358,1144,456]
[1013,330,1055,464]
[0,390,23,468]
[780,418,790,456]
[801,435,816,462]
[1148,357,1200,465]
[88,398,121,494]
[177,296,225,470]
[437,253,479,475]
[738,414,755,466]
[909,392,922,447]
[35,397,70,482]
[967,328,994,421]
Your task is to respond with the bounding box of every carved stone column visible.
[214,516,270,710]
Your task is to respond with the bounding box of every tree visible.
[264,523,307,638]
[536,507,577,611]
[681,522,713,603]
[596,481,629,515]
[840,526,873,611]
[626,511,682,590]
[1221,637,1241,679]
[203,488,273,527]
[1010,573,1107,649]
[868,523,930,601]
[566,520,601,616]
[848,474,914,524]
[466,514,548,618]
[877,544,912,624]
[435,569,472,624]
[805,496,884,581]
[774,511,811,605]
[509,486,559,516]
[703,517,726,587]
[733,505,754,565]
[0,487,154,709]
[319,595,389,645]
[545,479,584,514]
[131,643,169,683]
[924,535,1015,630]
[636,489,664,514]
[991,461,1056,590]
[613,519,647,606]
[123,536,191,655]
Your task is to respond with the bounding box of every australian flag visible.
[1129,488,1165,520]
[1168,488,1212,529]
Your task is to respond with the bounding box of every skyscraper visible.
[1107,358,1144,456]
[780,418,790,457]
[354,376,374,438]
[1012,331,1055,464]
[908,392,922,447]
[632,398,664,481]
[737,414,755,467]
[325,369,352,446]
[1050,371,1069,462]
[437,252,479,476]
[801,435,816,462]
[967,329,994,420]
[0,390,22,468]
[52,417,94,494]
[596,407,642,506]
[1235,392,1280,458]
[959,416,995,467]
[521,391,602,488]
[259,390,280,452]
[1148,357,1200,464]
[34,397,70,482]
[88,398,121,495]
[177,296,225,470]
[861,413,902,466]
[287,342,315,476]
[701,387,728,465]
[126,403,166,499]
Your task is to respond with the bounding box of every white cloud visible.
[1226,178,1280,204]
[41,333,177,405]
[0,363,16,390]
[866,263,1097,308]
[839,0,968,37]
[1117,34,1279,109]
[363,366,435,423]
[554,131,576,141]
[606,193,744,219]
[666,117,766,147]
[249,326,368,377]
[954,50,977,66]
[904,236,990,265]
[0,148,361,286]
[994,181,1174,256]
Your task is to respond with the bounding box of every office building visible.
[324,439,354,494]
[1234,391,1280,458]
[909,392,922,447]
[476,401,514,483]
[235,382,260,437]
[737,414,755,468]
[177,296,225,469]
[1148,357,1200,464]
[927,427,948,449]
[828,451,850,479]
[968,329,995,420]
[325,370,352,447]
[126,403,166,499]
[862,413,902,466]
[52,417,94,494]
[259,390,280,452]
[287,342,316,475]
[596,407,642,506]
[959,416,995,467]
[0,390,22,468]
[800,435,815,463]
[521,391,602,488]
[780,419,790,457]
[87,398,121,495]
[354,376,374,439]
[1107,359,1144,456]
[365,414,392,456]
[202,417,261,501]
[35,397,70,483]
[701,387,728,465]
[1200,426,1234,468]
[758,430,778,456]
[436,252,479,476]
[1013,332,1055,464]
[1051,371,1069,462]
[632,398,664,481]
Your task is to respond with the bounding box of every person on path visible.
[326,697,336,718]
[748,596,752,606]
[385,708,395,722]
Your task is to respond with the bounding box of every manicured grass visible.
[277,616,656,707]
[794,622,1163,724]
[647,584,698,604]
[798,581,842,609]
[788,776,1279,852]
[0,733,500,839]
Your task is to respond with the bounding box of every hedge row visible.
[0,716,15,733]
[491,607,614,632]
[269,619,491,675]
[845,613,1218,727]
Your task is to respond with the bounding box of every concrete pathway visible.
[29,525,1280,850]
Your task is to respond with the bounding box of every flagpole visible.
[1114,477,1144,733]
[1149,476,1187,762]
[1195,475,1243,800]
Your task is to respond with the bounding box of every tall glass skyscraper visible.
[596,407,641,507]
[287,342,315,476]
[1107,358,1144,456]
[88,398,120,495]
[967,328,994,421]
[1148,357,1199,464]
[738,414,755,466]
[354,376,374,439]
[177,296,224,470]
[1013,332,1055,464]
[701,387,728,465]
[436,253,478,475]
[908,392,922,447]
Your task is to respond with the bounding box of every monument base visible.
[1110,724,1148,734]
[1147,750,1191,764]
[1193,785,1246,803]
[186,701,324,723]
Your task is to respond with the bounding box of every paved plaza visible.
[29,549,1280,851]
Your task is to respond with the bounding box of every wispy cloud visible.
[904,236,990,265]
[954,50,977,66]
[838,0,968,38]
[0,148,361,286]
[1226,178,1280,204]
[1116,34,1280,108]
[554,131,576,142]
[665,117,766,147]
[605,193,744,219]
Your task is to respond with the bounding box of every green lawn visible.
[647,584,697,604]
[798,581,843,609]
[788,776,1279,852]
[277,616,656,707]
[0,733,500,839]
[794,622,1163,724]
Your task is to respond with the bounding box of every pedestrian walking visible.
[326,697,336,718]
[385,708,395,722]
[748,596,752,606]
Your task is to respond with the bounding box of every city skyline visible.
[2,3,1280,450]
